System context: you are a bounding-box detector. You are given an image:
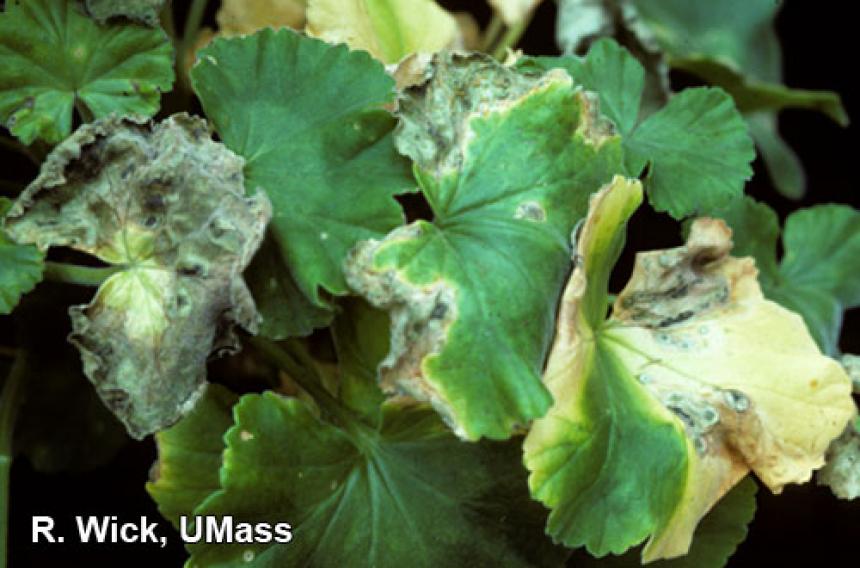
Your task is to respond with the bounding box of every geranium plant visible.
[1,1,858,567]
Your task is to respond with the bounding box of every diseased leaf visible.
[84,0,166,26]
[345,52,622,440]
[523,40,754,219]
[245,235,333,340]
[217,0,307,35]
[817,416,860,501]
[0,0,174,144]
[0,198,44,315]
[555,0,614,55]
[524,177,855,561]
[146,385,238,524]
[191,29,413,309]
[306,0,459,64]
[842,354,860,394]
[572,477,757,568]
[712,197,860,354]
[5,114,271,439]
[184,393,567,567]
[488,0,543,26]
[522,39,645,138]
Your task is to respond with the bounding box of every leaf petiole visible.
[481,12,505,52]
[491,10,536,60]
[43,261,122,287]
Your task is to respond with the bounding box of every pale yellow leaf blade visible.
[306,0,459,64]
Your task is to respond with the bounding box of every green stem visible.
[249,337,357,429]
[74,99,95,124]
[1,352,28,568]
[43,261,122,287]
[160,1,177,44]
[491,11,535,60]
[179,0,208,73]
[481,12,505,52]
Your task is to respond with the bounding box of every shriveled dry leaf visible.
[5,115,271,438]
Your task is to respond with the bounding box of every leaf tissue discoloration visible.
[344,225,461,435]
[394,51,600,176]
[525,182,855,562]
[5,114,271,439]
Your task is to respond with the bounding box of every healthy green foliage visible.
[191,29,414,316]
[0,0,174,144]
[0,199,43,315]
[712,197,860,354]
[523,39,755,219]
[187,394,565,567]
[149,304,564,567]
[146,385,238,525]
[627,0,849,199]
[346,53,622,440]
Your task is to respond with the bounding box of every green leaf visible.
[525,179,854,561]
[191,29,413,308]
[4,115,271,438]
[571,477,757,568]
[186,393,567,567]
[346,53,622,440]
[245,234,334,340]
[624,87,754,218]
[84,0,166,26]
[146,385,238,525]
[331,297,389,424]
[522,40,754,219]
[628,0,849,197]
[711,197,860,354]
[0,198,43,315]
[0,0,174,144]
[523,38,645,138]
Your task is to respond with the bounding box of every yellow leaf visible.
[305,0,459,64]
[612,218,855,560]
[217,0,307,36]
[524,176,855,561]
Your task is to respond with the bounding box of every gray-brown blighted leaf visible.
[818,417,860,501]
[85,0,166,26]
[841,354,860,394]
[4,114,271,439]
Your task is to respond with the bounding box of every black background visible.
[5,1,859,566]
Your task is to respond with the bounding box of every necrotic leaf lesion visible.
[3,113,271,438]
